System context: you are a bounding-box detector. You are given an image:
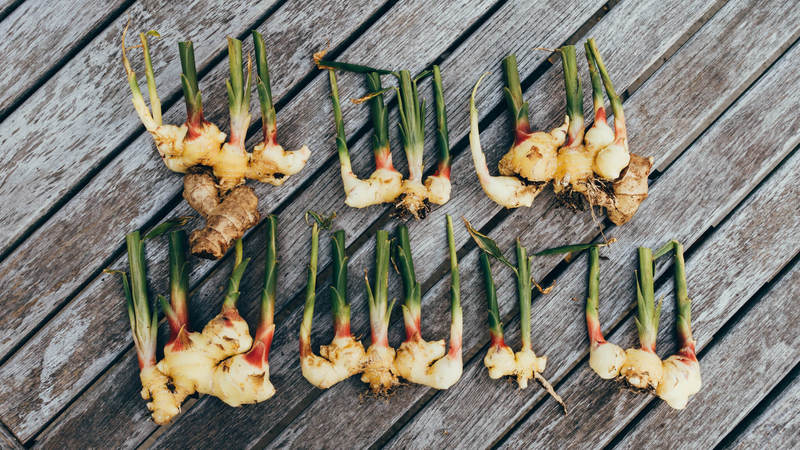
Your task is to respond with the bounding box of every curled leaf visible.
[305,211,336,229]
[462,217,514,270]
[144,216,192,240]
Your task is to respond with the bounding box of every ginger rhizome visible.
[155,236,254,405]
[393,216,463,390]
[619,246,663,390]
[655,240,701,409]
[361,229,400,393]
[111,230,181,425]
[467,42,650,225]
[585,246,626,379]
[469,72,547,208]
[114,221,282,423]
[300,218,366,389]
[328,69,403,208]
[122,28,309,259]
[466,220,565,412]
[210,217,279,406]
[323,59,453,218]
[581,39,652,225]
[497,54,568,188]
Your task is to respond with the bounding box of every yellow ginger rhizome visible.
[122,27,309,259]
[469,40,652,226]
[551,238,700,409]
[110,217,282,425]
[299,214,463,394]
[465,220,566,413]
[322,57,453,219]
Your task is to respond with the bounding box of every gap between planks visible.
[714,359,800,449]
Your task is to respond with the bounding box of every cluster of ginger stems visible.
[318,55,454,220]
[123,27,310,260]
[465,224,702,412]
[469,40,652,225]
[300,214,463,393]
[110,218,279,424]
[584,239,702,409]
[116,22,696,426]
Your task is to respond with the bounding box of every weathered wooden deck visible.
[0,0,798,448]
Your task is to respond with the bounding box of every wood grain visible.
[0,421,21,450]
[0,0,129,116]
[3,0,798,448]
[0,0,286,254]
[18,0,501,445]
[724,366,800,450]
[0,0,388,364]
[387,2,800,446]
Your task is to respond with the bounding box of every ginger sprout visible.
[361,230,400,393]
[110,230,180,425]
[300,216,366,389]
[655,240,701,409]
[619,246,663,390]
[393,215,463,389]
[328,70,403,208]
[466,219,565,412]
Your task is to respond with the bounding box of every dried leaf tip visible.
[313,42,331,68]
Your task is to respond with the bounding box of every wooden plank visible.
[0,0,129,117]
[386,2,800,445]
[0,0,285,255]
[613,265,800,448]
[19,0,502,445]
[265,0,741,446]
[12,0,788,444]
[723,367,800,450]
[0,0,387,364]
[496,143,800,448]
[0,0,400,441]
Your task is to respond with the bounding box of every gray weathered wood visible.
[387,3,800,445]
[0,0,128,116]
[0,0,387,365]
[496,144,800,448]
[5,1,798,447]
[724,368,800,450]
[0,0,19,19]
[15,0,501,445]
[0,0,401,441]
[0,0,285,254]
